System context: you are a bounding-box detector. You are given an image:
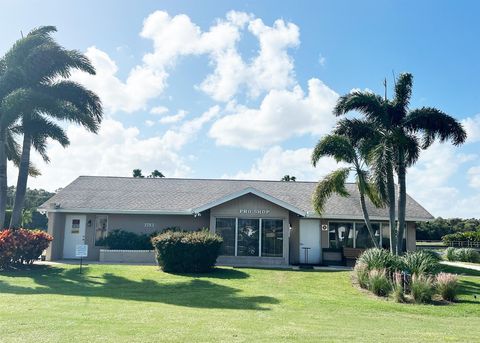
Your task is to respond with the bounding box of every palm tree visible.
[4,27,102,228]
[334,73,466,254]
[148,170,165,178]
[311,133,383,248]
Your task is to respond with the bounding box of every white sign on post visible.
[75,244,88,258]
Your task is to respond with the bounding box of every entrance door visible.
[63,215,86,259]
[299,219,321,264]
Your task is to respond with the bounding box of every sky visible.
[1,0,479,218]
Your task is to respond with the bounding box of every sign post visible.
[75,244,88,274]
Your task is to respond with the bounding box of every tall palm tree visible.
[334,73,466,254]
[3,27,102,228]
[311,133,383,248]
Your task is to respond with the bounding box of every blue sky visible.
[1,0,479,218]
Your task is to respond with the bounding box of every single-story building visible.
[39,176,433,266]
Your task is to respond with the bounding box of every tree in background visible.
[148,170,165,178]
[281,175,296,182]
[133,169,144,178]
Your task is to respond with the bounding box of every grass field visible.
[0,263,479,342]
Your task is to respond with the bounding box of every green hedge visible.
[96,230,156,250]
[442,231,480,244]
[151,230,223,273]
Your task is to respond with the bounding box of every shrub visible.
[410,274,435,304]
[402,250,440,276]
[96,230,156,250]
[435,273,458,302]
[357,248,403,274]
[0,229,53,269]
[367,269,392,297]
[454,248,480,263]
[151,230,222,273]
[353,263,369,289]
[445,247,456,261]
[442,231,480,244]
[445,247,480,263]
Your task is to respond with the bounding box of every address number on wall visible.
[144,223,155,228]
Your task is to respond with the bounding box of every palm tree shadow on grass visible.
[0,265,278,310]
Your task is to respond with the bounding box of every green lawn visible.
[0,264,479,342]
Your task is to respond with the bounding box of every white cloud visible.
[9,107,219,191]
[209,78,338,149]
[318,53,326,67]
[150,106,169,115]
[144,120,155,127]
[158,110,188,124]
[225,146,342,181]
[468,166,480,188]
[462,114,480,143]
[71,47,167,113]
[407,142,477,217]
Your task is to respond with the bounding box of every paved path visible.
[441,260,480,272]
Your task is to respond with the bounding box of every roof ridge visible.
[76,175,359,185]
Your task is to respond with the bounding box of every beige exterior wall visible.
[46,212,66,260]
[210,193,290,265]
[47,211,209,261]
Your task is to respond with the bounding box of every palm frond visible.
[312,168,351,214]
[367,143,391,204]
[312,134,356,166]
[393,73,413,111]
[404,107,467,148]
[333,118,377,146]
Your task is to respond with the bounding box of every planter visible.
[99,249,156,264]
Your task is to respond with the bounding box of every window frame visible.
[214,216,284,258]
[94,215,109,247]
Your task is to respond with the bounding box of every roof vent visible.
[49,202,61,209]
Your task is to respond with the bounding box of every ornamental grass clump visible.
[402,250,440,276]
[357,248,403,274]
[367,269,392,297]
[353,263,369,289]
[410,274,435,304]
[435,272,458,302]
[392,271,406,303]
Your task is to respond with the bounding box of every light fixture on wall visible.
[87,220,92,227]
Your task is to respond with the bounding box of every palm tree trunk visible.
[10,133,31,228]
[0,130,8,229]
[359,192,380,248]
[386,160,397,254]
[396,148,407,255]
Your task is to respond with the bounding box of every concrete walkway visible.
[441,260,480,272]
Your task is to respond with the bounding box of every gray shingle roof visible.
[39,176,433,221]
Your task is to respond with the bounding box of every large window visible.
[94,215,108,246]
[237,219,259,256]
[261,219,283,257]
[215,218,236,256]
[355,223,380,249]
[329,222,353,248]
[215,217,284,257]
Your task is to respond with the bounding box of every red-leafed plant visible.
[0,229,53,269]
